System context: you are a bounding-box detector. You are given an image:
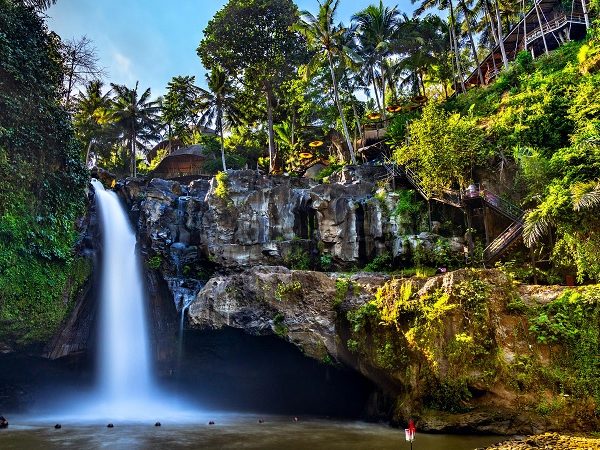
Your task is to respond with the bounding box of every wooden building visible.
[151,145,215,180]
[466,0,591,86]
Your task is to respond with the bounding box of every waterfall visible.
[91,179,154,414]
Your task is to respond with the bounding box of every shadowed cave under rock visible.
[166,328,379,417]
[0,328,379,419]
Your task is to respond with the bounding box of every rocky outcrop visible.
[115,170,465,348]
[127,170,464,275]
[188,266,387,362]
[186,267,600,434]
[478,432,600,449]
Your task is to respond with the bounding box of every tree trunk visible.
[582,0,590,29]
[131,123,136,178]
[218,110,227,172]
[380,57,387,122]
[493,0,510,69]
[486,3,500,46]
[534,1,549,55]
[523,0,528,51]
[328,52,357,165]
[65,51,75,110]
[85,140,93,167]
[485,7,499,76]
[460,0,485,85]
[448,21,459,92]
[264,83,278,173]
[291,110,296,148]
[168,124,172,155]
[449,0,466,92]
[371,67,383,114]
[352,102,364,143]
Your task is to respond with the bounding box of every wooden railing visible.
[484,221,524,263]
[525,13,587,45]
[379,160,525,262]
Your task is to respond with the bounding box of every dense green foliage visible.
[161,75,202,147]
[198,0,308,171]
[346,270,600,414]
[528,288,600,405]
[0,0,89,347]
[389,36,600,281]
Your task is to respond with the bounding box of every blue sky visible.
[47,0,416,97]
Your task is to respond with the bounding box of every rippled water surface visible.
[2,415,503,450]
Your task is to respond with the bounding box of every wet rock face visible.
[132,170,464,273]
[188,266,387,363]
[186,268,600,435]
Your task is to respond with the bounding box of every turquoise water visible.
[1,415,503,450]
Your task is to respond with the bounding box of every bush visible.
[275,281,303,301]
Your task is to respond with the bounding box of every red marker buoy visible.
[405,419,416,449]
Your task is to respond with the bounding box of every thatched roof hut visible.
[151,145,215,180]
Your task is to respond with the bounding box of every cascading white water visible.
[29,182,199,423]
[91,179,154,414]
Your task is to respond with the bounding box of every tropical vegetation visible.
[2,0,600,348]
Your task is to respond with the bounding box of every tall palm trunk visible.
[131,122,136,178]
[459,0,484,85]
[370,67,383,115]
[380,57,387,122]
[264,82,278,172]
[327,51,357,165]
[449,0,466,92]
[352,102,364,143]
[493,0,509,69]
[581,0,590,28]
[218,110,227,172]
[85,140,93,168]
[534,1,549,55]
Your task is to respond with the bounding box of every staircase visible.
[380,159,525,263]
[483,221,524,264]
[382,157,463,208]
[464,188,525,264]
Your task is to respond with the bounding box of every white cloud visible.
[113,51,135,84]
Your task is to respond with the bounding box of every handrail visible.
[379,162,524,261]
[464,187,524,223]
[525,14,587,44]
[484,222,524,262]
[480,191,524,223]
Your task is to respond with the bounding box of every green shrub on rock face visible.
[214,171,232,205]
[284,246,310,270]
[528,288,600,407]
[275,280,302,301]
[364,251,392,272]
[146,255,162,269]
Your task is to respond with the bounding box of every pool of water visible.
[1,414,503,450]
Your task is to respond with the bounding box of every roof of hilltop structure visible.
[465,0,589,86]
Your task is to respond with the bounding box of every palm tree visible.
[455,0,485,84]
[413,0,482,86]
[22,0,57,9]
[109,82,161,177]
[394,15,449,97]
[572,180,600,211]
[72,80,115,166]
[296,0,357,165]
[198,66,241,172]
[353,1,400,121]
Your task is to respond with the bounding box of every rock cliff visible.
[43,170,599,434]
[187,266,600,435]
